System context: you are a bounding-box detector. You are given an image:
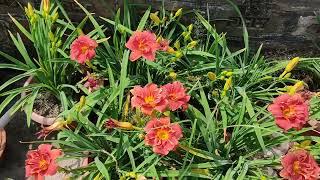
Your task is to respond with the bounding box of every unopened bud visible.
[52,12,59,22]
[150,12,161,25]
[187,40,197,49]
[169,71,177,80]
[174,8,183,18]
[42,0,50,15]
[285,57,300,73]
[167,47,175,54]
[226,72,233,77]
[207,72,216,81]
[49,31,55,42]
[175,51,183,59]
[188,24,193,32]
[174,40,180,49]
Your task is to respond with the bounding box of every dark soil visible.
[33,92,62,118]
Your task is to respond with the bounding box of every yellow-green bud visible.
[167,47,175,54]
[226,72,233,77]
[174,40,180,49]
[183,32,191,41]
[52,12,59,22]
[187,40,197,49]
[188,24,193,32]
[285,57,300,73]
[175,51,183,59]
[207,72,216,81]
[77,96,86,112]
[284,72,291,78]
[48,31,55,42]
[223,77,232,92]
[56,40,62,48]
[25,3,34,18]
[288,81,304,95]
[169,71,177,80]
[221,71,228,75]
[174,8,183,18]
[150,12,161,25]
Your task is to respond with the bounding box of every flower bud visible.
[183,32,191,41]
[223,77,232,91]
[25,3,34,18]
[42,0,50,15]
[222,77,232,97]
[167,47,175,54]
[77,96,86,112]
[174,8,183,18]
[226,72,233,77]
[284,73,291,78]
[207,72,216,81]
[150,12,161,25]
[285,57,300,73]
[174,40,180,49]
[169,71,177,80]
[188,24,193,32]
[288,81,304,95]
[52,12,59,22]
[56,40,62,48]
[175,51,183,59]
[187,40,197,49]
[49,31,55,42]
[105,119,134,130]
[117,122,134,130]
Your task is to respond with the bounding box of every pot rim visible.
[22,76,56,126]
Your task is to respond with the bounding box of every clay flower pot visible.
[22,77,56,126]
[0,128,6,158]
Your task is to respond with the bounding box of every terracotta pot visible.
[22,77,56,126]
[0,128,6,158]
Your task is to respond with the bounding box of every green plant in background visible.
[0,1,80,126]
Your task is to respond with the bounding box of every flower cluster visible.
[129,81,189,155]
[131,81,190,115]
[268,82,320,179]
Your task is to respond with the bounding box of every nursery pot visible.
[22,77,56,126]
[0,128,6,158]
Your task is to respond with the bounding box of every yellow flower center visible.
[39,159,48,170]
[81,46,89,53]
[138,41,147,51]
[144,96,155,104]
[156,129,170,140]
[283,106,296,119]
[293,161,300,174]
